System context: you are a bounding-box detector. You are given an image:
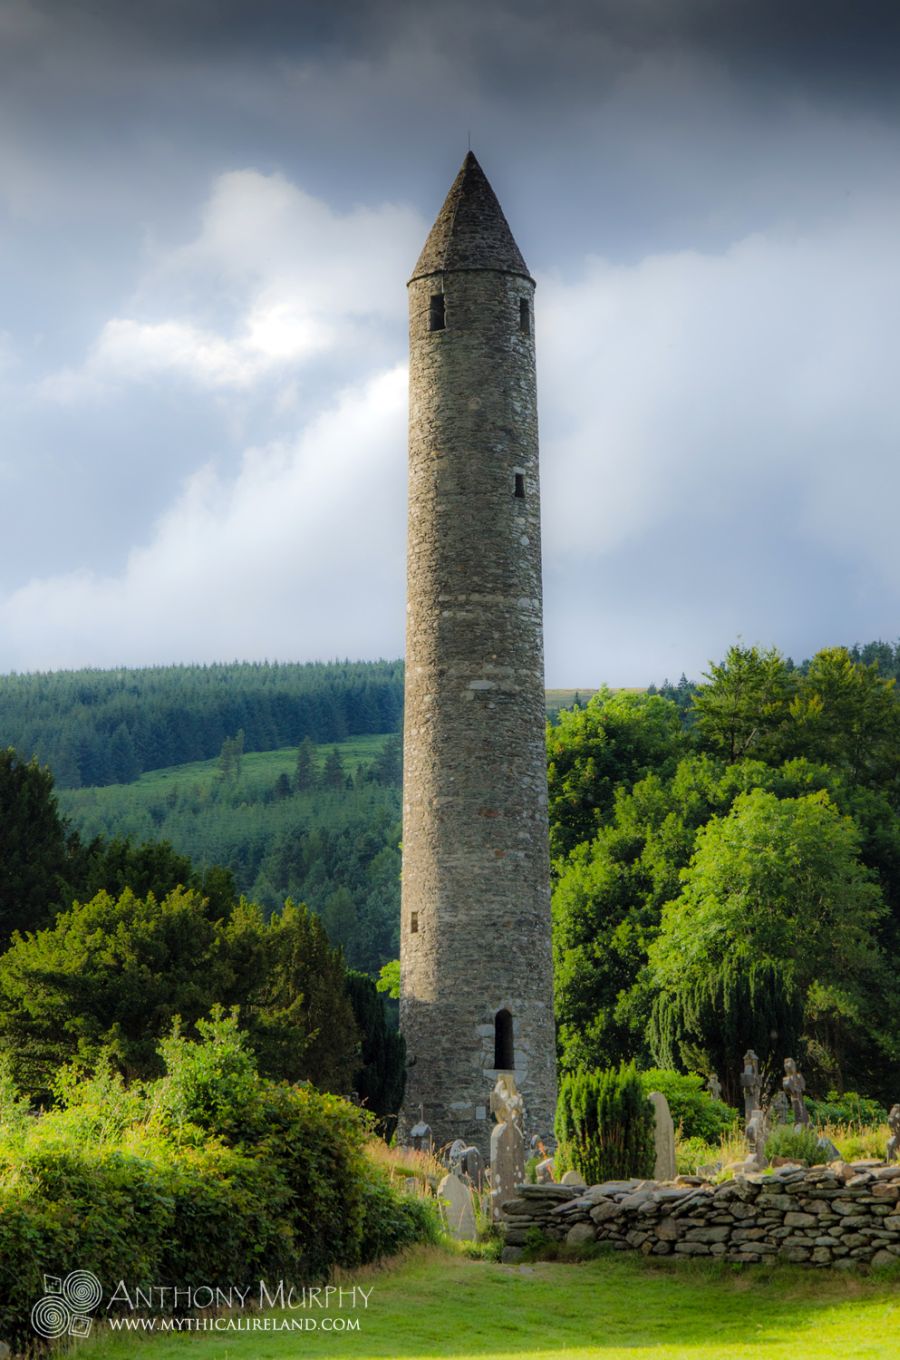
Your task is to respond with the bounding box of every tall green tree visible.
[547,689,685,859]
[792,647,900,790]
[647,788,892,1098]
[0,749,81,945]
[224,900,360,1094]
[691,644,795,764]
[0,887,233,1094]
[321,747,346,790]
[295,736,317,792]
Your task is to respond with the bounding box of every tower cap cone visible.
[409,151,532,284]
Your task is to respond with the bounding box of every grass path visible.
[82,1249,899,1360]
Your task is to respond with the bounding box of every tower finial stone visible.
[410,152,531,283]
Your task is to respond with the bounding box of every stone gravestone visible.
[461,1145,485,1190]
[706,1073,722,1103]
[744,1107,768,1172]
[887,1104,900,1162]
[438,1171,477,1241]
[560,1169,587,1187]
[740,1050,762,1120]
[648,1090,676,1182]
[446,1139,468,1173]
[783,1058,811,1128]
[490,1074,525,1221]
[409,1104,433,1153]
[771,1090,790,1125]
[535,1157,555,1183]
[739,1052,767,1171]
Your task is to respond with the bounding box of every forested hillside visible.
[0,660,403,788]
[59,735,402,974]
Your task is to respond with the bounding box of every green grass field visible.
[78,1249,899,1360]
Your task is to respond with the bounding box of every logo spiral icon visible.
[63,1270,102,1312]
[31,1294,71,1340]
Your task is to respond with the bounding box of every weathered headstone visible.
[745,1106,768,1171]
[459,1145,485,1190]
[438,1172,477,1241]
[771,1090,790,1125]
[740,1050,761,1119]
[706,1073,722,1103]
[560,1169,587,1187]
[535,1157,555,1183]
[887,1104,900,1162]
[783,1058,810,1128]
[648,1090,677,1181]
[446,1139,468,1172]
[490,1074,525,1220]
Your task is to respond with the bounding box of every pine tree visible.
[321,747,345,791]
[295,737,317,792]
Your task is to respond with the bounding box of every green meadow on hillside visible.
[59,733,392,839]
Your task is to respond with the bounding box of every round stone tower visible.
[400,152,557,1156]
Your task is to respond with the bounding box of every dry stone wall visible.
[501,1162,900,1269]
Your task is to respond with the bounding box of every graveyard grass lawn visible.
[78,1248,898,1360]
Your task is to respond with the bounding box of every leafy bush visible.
[156,1009,260,1142]
[355,1170,441,1263]
[764,1124,829,1165]
[0,1016,433,1347]
[637,1069,737,1141]
[806,1091,888,1127]
[555,1064,654,1183]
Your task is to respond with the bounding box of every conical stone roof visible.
[410,151,532,283]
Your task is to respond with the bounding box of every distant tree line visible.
[0,660,403,789]
[645,639,900,722]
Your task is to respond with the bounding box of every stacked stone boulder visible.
[501,1162,900,1268]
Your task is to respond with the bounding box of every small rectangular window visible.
[519,298,530,334]
[410,911,419,933]
[429,295,445,331]
[514,473,525,499]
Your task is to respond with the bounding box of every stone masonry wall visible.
[399,263,557,1157]
[501,1162,900,1269]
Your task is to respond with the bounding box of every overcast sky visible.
[2,0,899,685]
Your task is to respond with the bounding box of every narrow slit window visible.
[519,298,530,334]
[494,1009,514,1070]
[410,911,419,933]
[429,294,445,331]
[514,473,525,499]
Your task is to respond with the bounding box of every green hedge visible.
[555,1064,654,1184]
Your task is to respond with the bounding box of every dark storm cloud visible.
[11,1,900,122]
